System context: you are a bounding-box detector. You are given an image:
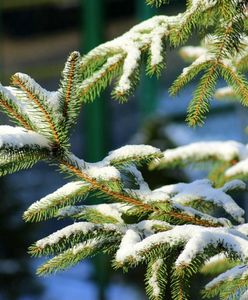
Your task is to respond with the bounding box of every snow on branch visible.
[23,181,92,222]
[150,140,248,170]
[153,179,245,223]
[0,125,51,149]
[79,0,219,101]
[205,265,248,290]
[203,264,248,299]
[104,144,162,166]
[33,222,124,251]
[115,224,248,267]
[58,203,126,224]
[172,32,248,125]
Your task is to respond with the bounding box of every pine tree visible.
[1,0,248,299]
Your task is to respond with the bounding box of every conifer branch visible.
[11,74,61,146]
[0,1,247,298]
[0,86,33,130]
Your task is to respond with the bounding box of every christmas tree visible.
[1,0,248,299]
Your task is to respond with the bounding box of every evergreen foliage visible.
[1,0,248,299]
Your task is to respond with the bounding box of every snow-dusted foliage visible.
[1,1,248,300]
[151,140,248,182]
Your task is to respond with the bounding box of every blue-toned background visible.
[0,1,247,299]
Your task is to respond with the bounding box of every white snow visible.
[154,179,245,223]
[148,258,164,297]
[80,0,217,96]
[86,165,121,181]
[225,159,248,177]
[0,125,50,148]
[72,239,100,255]
[203,253,227,267]
[116,43,140,93]
[13,72,50,102]
[47,91,61,110]
[36,222,121,249]
[126,188,170,203]
[221,179,246,192]
[191,0,217,9]
[241,289,248,300]
[115,225,248,266]
[205,265,248,289]
[105,145,161,163]
[150,27,165,67]
[175,228,248,266]
[25,181,90,215]
[179,46,207,61]
[214,86,235,100]
[181,54,213,77]
[154,141,248,169]
[235,224,248,236]
[172,202,232,227]
[84,203,124,223]
[126,165,150,192]
[135,220,172,236]
[115,229,142,263]
[59,203,132,218]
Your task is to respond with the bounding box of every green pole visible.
[80,2,109,300]
[80,0,108,162]
[0,1,3,82]
[136,0,158,120]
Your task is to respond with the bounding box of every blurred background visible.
[0,0,247,299]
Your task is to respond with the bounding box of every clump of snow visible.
[172,202,232,227]
[150,27,165,67]
[115,229,142,263]
[105,145,161,163]
[126,189,170,203]
[115,43,140,93]
[86,165,121,181]
[225,159,248,177]
[235,224,248,236]
[0,125,50,148]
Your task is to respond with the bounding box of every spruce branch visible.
[59,51,82,129]
[203,264,248,299]
[145,257,168,300]
[23,181,92,222]
[0,85,34,130]
[11,73,63,146]
[0,1,247,298]
[146,0,169,7]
